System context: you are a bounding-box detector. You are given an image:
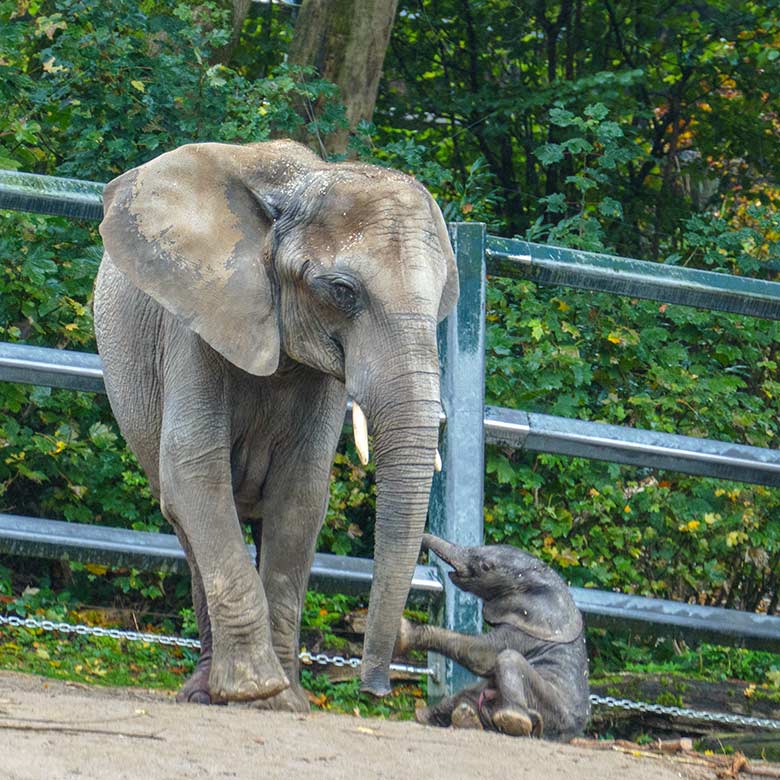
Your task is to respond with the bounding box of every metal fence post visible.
[427,222,487,700]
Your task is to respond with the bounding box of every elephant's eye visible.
[315,274,362,315]
[330,280,357,309]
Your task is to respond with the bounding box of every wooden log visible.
[590,673,780,762]
[591,673,780,722]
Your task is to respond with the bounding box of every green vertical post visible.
[428,222,486,699]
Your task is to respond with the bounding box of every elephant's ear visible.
[428,196,459,322]
[482,587,584,643]
[99,141,318,376]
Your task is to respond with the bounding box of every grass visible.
[0,589,427,718]
[0,620,196,691]
[588,628,780,687]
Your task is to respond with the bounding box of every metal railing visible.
[2,169,780,697]
[2,512,778,654]
[3,341,777,486]
[485,236,780,320]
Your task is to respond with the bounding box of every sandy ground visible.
[0,671,710,780]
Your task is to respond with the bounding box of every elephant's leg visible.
[251,494,327,713]
[159,403,288,703]
[172,533,224,705]
[416,682,488,729]
[397,618,499,678]
[487,649,555,738]
[250,415,343,712]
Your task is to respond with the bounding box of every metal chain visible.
[0,612,201,648]
[299,650,361,669]
[589,693,780,731]
[5,613,778,726]
[298,651,436,677]
[0,612,434,676]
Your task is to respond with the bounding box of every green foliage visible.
[0,586,197,688]
[529,103,643,250]
[484,269,780,605]
[590,630,780,689]
[476,98,780,609]
[679,205,780,277]
[382,1,780,254]
[0,0,344,178]
[0,208,175,604]
[0,563,11,596]
[302,670,424,718]
[0,620,196,689]
[318,451,375,558]
[301,591,355,650]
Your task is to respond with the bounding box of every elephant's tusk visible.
[352,402,370,466]
[434,449,442,472]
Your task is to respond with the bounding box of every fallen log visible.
[590,673,780,724]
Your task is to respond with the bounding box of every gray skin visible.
[93,140,458,710]
[396,534,590,740]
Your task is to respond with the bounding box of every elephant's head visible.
[99,140,459,696]
[421,534,583,643]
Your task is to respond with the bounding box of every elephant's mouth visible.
[447,566,475,588]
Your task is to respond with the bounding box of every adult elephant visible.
[93,140,458,710]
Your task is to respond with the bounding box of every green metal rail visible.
[0,170,103,221]
[486,236,780,320]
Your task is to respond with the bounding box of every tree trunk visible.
[211,0,252,65]
[288,0,399,155]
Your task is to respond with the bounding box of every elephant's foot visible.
[394,617,416,655]
[208,644,289,702]
[249,683,310,713]
[415,704,451,728]
[491,706,543,738]
[451,700,483,730]
[176,657,222,705]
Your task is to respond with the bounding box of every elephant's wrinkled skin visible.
[93,140,458,708]
[397,534,590,740]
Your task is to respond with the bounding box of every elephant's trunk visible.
[421,533,474,581]
[354,328,442,697]
[421,533,468,570]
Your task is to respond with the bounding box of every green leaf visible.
[534,143,564,166]
[562,137,594,155]
[540,193,567,214]
[597,197,623,219]
[548,107,577,127]
[584,103,609,121]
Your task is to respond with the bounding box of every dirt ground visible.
[0,670,716,780]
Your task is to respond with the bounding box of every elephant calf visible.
[396,534,590,740]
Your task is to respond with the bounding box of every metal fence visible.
[2,169,780,698]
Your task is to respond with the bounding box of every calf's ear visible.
[483,590,583,643]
